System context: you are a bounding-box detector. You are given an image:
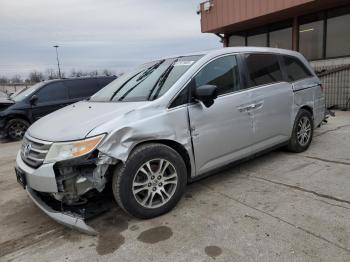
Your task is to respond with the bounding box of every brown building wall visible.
[200,0,349,34]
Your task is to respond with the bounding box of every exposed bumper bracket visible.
[26,187,97,235]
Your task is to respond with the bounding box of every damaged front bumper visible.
[26,187,97,235]
[15,149,117,234]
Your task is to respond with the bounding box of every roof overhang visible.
[200,0,349,35]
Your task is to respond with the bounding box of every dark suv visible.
[0,76,116,140]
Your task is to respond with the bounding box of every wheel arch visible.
[4,113,31,124]
[299,105,314,118]
[293,105,314,125]
[129,139,193,182]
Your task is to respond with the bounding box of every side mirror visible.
[195,85,218,108]
[29,95,38,105]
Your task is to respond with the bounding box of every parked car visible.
[0,76,116,139]
[15,47,325,234]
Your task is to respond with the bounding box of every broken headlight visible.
[44,134,105,163]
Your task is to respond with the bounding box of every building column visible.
[223,35,229,47]
[292,16,298,51]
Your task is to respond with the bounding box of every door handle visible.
[237,101,264,112]
[251,101,264,110]
[237,104,255,112]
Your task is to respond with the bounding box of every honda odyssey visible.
[15,47,325,234]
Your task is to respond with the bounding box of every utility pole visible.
[53,45,62,78]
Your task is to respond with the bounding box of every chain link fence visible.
[312,62,350,111]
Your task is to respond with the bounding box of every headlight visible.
[44,134,105,163]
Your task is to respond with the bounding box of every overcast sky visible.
[0,0,220,78]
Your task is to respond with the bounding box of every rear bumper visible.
[26,187,97,235]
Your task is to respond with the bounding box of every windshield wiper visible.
[117,60,166,102]
[136,59,165,82]
[110,73,139,101]
[148,58,180,100]
[110,60,165,101]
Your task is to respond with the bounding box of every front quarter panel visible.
[92,104,194,174]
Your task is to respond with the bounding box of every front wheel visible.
[112,143,187,219]
[287,109,314,153]
[6,118,29,140]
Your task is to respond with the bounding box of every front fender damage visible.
[27,187,97,235]
[34,106,194,233]
[94,105,193,165]
[30,153,119,234]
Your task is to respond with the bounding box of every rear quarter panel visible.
[292,76,325,128]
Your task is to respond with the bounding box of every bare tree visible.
[29,71,44,83]
[70,69,77,77]
[45,68,59,80]
[89,70,98,77]
[70,69,86,77]
[102,69,114,76]
[0,76,8,85]
[69,68,117,78]
[11,74,22,84]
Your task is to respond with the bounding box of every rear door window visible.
[282,56,313,82]
[36,82,68,103]
[66,79,99,99]
[194,55,241,96]
[244,53,284,87]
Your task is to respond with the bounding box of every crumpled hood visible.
[28,101,149,141]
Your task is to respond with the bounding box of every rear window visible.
[282,56,313,82]
[245,53,284,87]
[66,79,99,99]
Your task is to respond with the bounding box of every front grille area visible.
[21,135,52,168]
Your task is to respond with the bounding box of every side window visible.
[245,53,284,87]
[66,79,99,99]
[194,55,240,96]
[36,82,68,103]
[282,56,313,82]
[169,86,189,108]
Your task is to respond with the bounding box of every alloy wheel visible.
[8,122,27,139]
[132,159,178,209]
[297,116,311,146]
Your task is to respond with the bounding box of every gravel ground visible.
[1,111,350,262]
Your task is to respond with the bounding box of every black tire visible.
[287,109,314,153]
[6,118,29,140]
[112,143,187,219]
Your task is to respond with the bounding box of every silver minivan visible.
[15,47,325,233]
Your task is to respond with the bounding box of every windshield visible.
[12,82,45,102]
[90,55,202,102]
